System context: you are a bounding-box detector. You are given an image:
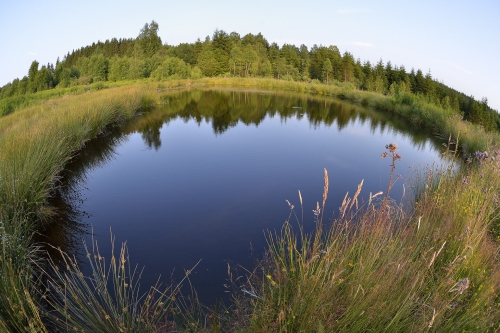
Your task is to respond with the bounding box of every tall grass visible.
[38,234,198,332]
[0,80,154,117]
[236,144,500,332]
[0,84,158,331]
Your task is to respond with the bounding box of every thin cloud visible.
[336,8,371,15]
[403,48,474,76]
[352,41,375,48]
[446,62,473,75]
[25,51,37,56]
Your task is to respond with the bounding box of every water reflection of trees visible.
[45,88,442,260]
[127,89,440,151]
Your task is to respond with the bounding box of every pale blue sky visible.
[1,0,499,110]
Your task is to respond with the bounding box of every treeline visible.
[1,21,498,131]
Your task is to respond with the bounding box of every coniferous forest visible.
[1,20,498,131]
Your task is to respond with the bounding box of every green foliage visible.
[342,51,355,82]
[27,60,39,93]
[190,66,203,79]
[108,56,130,81]
[322,58,332,84]
[150,57,190,80]
[197,47,219,77]
[88,53,109,81]
[33,66,53,92]
[172,43,197,65]
[137,20,162,58]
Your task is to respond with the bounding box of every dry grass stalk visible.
[298,189,304,223]
[321,168,329,213]
[428,308,437,328]
[349,179,364,211]
[368,191,383,206]
[427,241,446,268]
[339,192,350,218]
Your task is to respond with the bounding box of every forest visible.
[1,21,498,131]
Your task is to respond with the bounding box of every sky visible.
[1,0,499,111]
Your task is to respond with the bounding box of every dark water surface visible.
[44,89,447,305]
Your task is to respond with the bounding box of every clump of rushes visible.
[0,220,48,333]
[38,233,198,332]
[237,144,500,332]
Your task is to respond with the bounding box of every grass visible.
[0,79,153,117]
[38,234,199,332]
[231,145,500,332]
[0,79,499,331]
[0,84,159,331]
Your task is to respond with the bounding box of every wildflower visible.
[266,274,277,286]
[450,277,470,295]
[474,151,489,164]
[449,277,470,294]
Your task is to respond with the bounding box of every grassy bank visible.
[0,79,153,117]
[0,79,499,331]
[231,149,500,332]
[0,84,158,331]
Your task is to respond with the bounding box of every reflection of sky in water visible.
[65,93,447,306]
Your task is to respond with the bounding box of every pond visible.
[42,88,448,305]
